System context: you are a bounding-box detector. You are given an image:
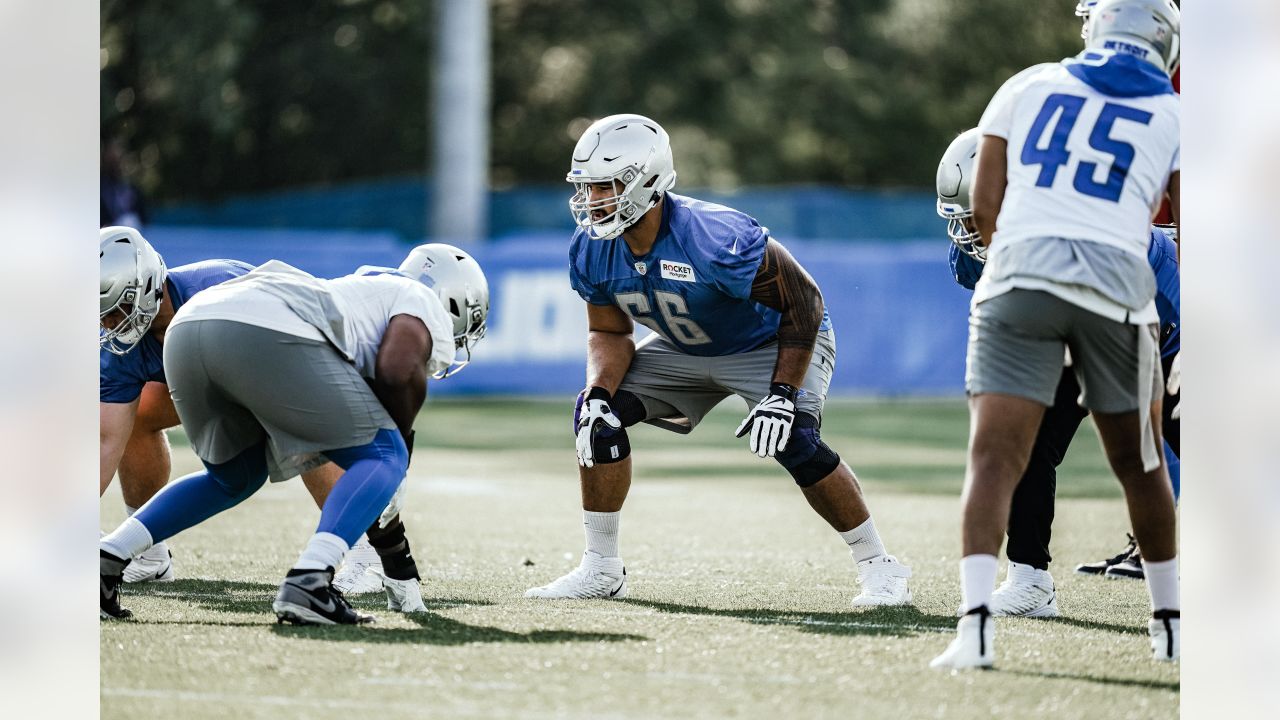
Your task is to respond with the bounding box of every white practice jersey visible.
[978,51,1179,260]
[172,263,456,379]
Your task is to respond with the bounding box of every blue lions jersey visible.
[949,228,1179,358]
[570,192,829,356]
[99,259,253,403]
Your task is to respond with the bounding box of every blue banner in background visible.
[146,226,973,398]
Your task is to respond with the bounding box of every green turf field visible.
[100,398,1177,719]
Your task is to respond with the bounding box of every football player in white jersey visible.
[930,0,1181,669]
[100,245,489,625]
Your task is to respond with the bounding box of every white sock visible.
[101,517,154,560]
[123,505,168,556]
[1144,556,1180,612]
[583,511,620,558]
[294,532,350,571]
[346,535,381,566]
[960,554,999,613]
[839,517,887,564]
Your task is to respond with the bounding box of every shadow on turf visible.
[1001,668,1179,692]
[127,579,647,646]
[619,598,957,637]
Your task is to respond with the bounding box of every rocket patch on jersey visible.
[659,260,696,283]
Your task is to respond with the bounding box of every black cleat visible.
[1104,551,1144,580]
[273,567,376,626]
[1075,533,1137,576]
[100,550,132,620]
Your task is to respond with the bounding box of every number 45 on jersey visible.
[1021,93,1153,204]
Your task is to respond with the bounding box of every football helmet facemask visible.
[567,114,677,241]
[100,226,167,356]
[397,243,490,378]
[935,129,986,262]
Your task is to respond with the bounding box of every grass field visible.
[100,398,1178,719]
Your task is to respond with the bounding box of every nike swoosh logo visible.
[730,238,739,255]
[608,568,626,597]
[297,584,338,613]
[603,155,620,162]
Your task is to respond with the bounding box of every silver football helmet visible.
[100,226,167,355]
[1085,0,1180,75]
[567,114,677,240]
[935,129,986,262]
[397,243,489,378]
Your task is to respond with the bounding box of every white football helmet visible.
[567,114,677,240]
[397,243,489,378]
[100,226,167,355]
[1085,0,1180,75]
[935,129,986,262]
[1075,0,1100,39]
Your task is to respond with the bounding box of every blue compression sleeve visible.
[133,440,269,543]
[317,428,410,546]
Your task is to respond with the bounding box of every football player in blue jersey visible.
[98,227,424,607]
[934,129,1181,618]
[524,115,912,605]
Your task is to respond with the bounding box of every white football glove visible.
[735,383,798,458]
[1166,351,1180,420]
[378,482,406,529]
[576,387,622,468]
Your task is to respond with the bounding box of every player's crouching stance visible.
[931,0,1180,669]
[100,244,489,625]
[524,114,911,606]
[98,227,419,595]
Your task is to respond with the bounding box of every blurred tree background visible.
[101,0,1081,205]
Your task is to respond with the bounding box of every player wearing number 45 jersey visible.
[931,0,1180,670]
[524,114,911,606]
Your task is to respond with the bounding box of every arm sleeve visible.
[99,349,147,404]
[568,235,611,302]
[568,256,614,306]
[708,218,768,300]
[948,244,984,291]
[389,282,458,377]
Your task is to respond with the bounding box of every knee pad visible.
[571,389,641,465]
[775,413,841,487]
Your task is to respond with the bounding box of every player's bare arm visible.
[972,134,1009,249]
[369,313,432,443]
[1167,171,1180,261]
[100,399,140,496]
[585,302,636,394]
[749,238,824,388]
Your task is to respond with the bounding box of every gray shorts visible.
[966,289,1162,414]
[163,320,396,481]
[618,329,836,433]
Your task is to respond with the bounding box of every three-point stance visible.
[100,244,489,625]
[98,227,414,595]
[525,114,911,606]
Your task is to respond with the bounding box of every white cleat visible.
[524,551,628,600]
[851,555,913,607]
[371,568,428,613]
[1149,610,1180,662]
[333,537,385,595]
[989,562,1059,618]
[123,543,175,583]
[931,607,994,670]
